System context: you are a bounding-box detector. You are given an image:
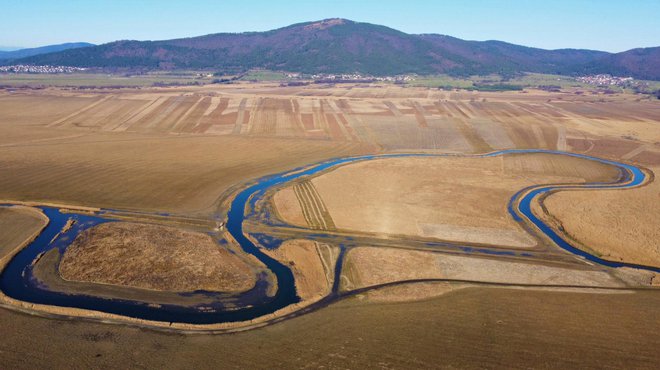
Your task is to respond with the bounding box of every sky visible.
[1,0,658,52]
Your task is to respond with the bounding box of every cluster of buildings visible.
[291,72,415,82]
[576,74,634,86]
[0,65,87,74]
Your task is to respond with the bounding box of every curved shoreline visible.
[0,149,656,330]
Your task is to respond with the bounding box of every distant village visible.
[0,65,87,73]
[576,74,634,86]
[287,72,415,83]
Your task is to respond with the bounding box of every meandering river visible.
[0,149,656,325]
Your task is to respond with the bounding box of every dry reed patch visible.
[275,154,618,246]
[342,246,621,292]
[542,167,660,268]
[262,240,336,300]
[59,222,257,292]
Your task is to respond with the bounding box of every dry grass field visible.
[340,246,622,291]
[0,206,47,258]
[0,132,368,215]
[541,167,660,268]
[59,222,259,292]
[1,288,660,369]
[275,153,619,247]
[262,239,337,301]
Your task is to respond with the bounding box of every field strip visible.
[114,97,167,131]
[293,183,319,228]
[303,181,336,230]
[314,243,333,288]
[0,133,87,148]
[300,182,326,229]
[292,180,336,230]
[451,102,472,119]
[171,96,205,131]
[203,96,222,116]
[434,101,452,118]
[556,125,567,151]
[384,101,403,116]
[326,100,356,140]
[232,98,247,134]
[145,95,184,129]
[247,97,261,135]
[622,144,649,160]
[411,101,429,127]
[531,124,549,149]
[330,112,352,140]
[455,119,493,153]
[458,101,480,117]
[47,95,113,127]
[293,183,321,228]
[291,99,307,134]
[337,113,359,141]
[300,182,327,229]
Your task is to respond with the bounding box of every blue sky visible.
[1,0,658,52]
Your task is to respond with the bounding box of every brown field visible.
[0,206,47,259]
[59,222,258,292]
[2,287,660,368]
[0,83,659,366]
[1,85,658,158]
[341,246,623,291]
[541,167,660,268]
[275,153,619,247]
[357,281,460,303]
[262,239,337,300]
[0,133,369,216]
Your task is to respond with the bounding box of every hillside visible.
[14,19,660,79]
[580,47,660,80]
[0,42,94,61]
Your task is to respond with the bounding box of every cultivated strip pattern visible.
[292,180,336,230]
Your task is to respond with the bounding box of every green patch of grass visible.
[406,75,475,89]
[507,73,584,89]
[239,70,294,81]
[0,72,215,87]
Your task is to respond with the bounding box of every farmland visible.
[0,81,658,366]
[2,288,660,369]
[0,71,217,87]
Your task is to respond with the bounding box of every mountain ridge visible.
[0,42,94,61]
[11,19,660,80]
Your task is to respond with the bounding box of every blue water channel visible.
[0,149,656,324]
